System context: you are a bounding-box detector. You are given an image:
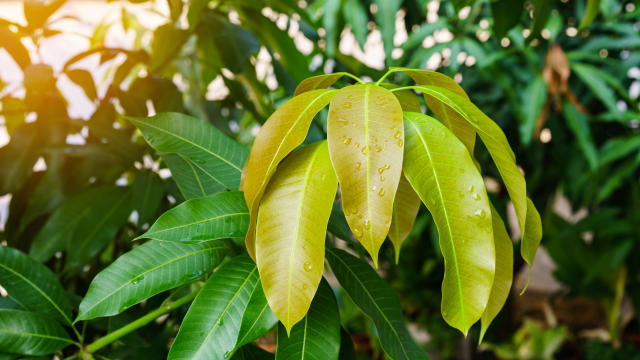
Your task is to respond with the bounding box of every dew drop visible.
[379,175,385,182]
[397,139,403,147]
[473,209,486,219]
[361,146,370,155]
[440,131,446,137]
[218,316,224,326]
[223,351,231,359]
[371,185,377,191]
[302,284,308,290]
[343,137,352,145]
[375,145,382,152]
[303,261,312,272]
[342,102,352,109]
[364,219,371,229]
[378,188,385,196]
[467,185,474,192]
[378,164,391,174]
[337,117,349,125]
[355,142,360,148]
[356,161,362,169]
[472,193,481,200]
[350,207,358,215]
[394,130,402,139]
[347,94,354,100]
[353,227,362,237]
[119,305,128,312]
[385,216,391,225]
[375,96,388,106]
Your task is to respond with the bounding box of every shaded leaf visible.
[275,279,340,360]
[403,112,494,335]
[579,0,602,29]
[0,309,73,356]
[521,199,543,278]
[243,89,335,258]
[140,191,249,243]
[323,0,341,57]
[169,255,259,360]
[150,23,189,72]
[132,170,165,226]
[327,84,404,266]
[163,153,226,199]
[77,240,227,321]
[0,246,73,324]
[256,141,338,333]
[0,123,41,195]
[233,280,278,350]
[129,113,249,190]
[388,175,421,263]
[65,69,98,102]
[562,103,598,170]
[572,62,619,114]
[343,0,368,49]
[518,74,546,146]
[200,11,259,73]
[529,0,553,41]
[338,327,357,360]
[373,0,401,64]
[491,0,525,39]
[326,248,428,360]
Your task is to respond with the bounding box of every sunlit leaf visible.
[326,248,428,360]
[0,309,73,356]
[163,153,226,199]
[327,84,404,266]
[403,112,494,335]
[479,205,513,342]
[294,73,347,95]
[0,246,73,325]
[275,279,340,360]
[233,280,278,351]
[243,89,335,259]
[521,198,543,275]
[169,255,259,360]
[77,240,227,321]
[129,113,249,190]
[256,141,338,333]
[139,191,249,243]
[388,175,421,263]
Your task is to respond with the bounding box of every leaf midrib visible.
[407,118,466,327]
[0,328,75,343]
[363,85,374,254]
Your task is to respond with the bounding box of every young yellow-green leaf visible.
[256,141,338,334]
[479,205,513,342]
[293,73,350,96]
[402,112,494,335]
[169,255,259,360]
[0,309,74,356]
[0,246,73,325]
[388,175,421,263]
[521,198,542,285]
[138,191,249,243]
[393,67,476,154]
[381,83,421,113]
[327,84,404,266]
[243,89,336,259]
[76,240,227,321]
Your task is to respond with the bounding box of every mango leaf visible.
[326,248,428,360]
[403,112,494,335]
[77,240,227,321]
[518,74,547,146]
[571,62,619,114]
[491,0,526,39]
[323,0,341,57]
[409,85,537,263]
[393,68,476,154]
[599,134,640,166]
[479,205,513,342]
[388,175,421,263]
[343,0,368,49]
[232,345,274,360]
[327,84,404,266]
[294,73,349,96]
[275,279,340,360]
[597,153,640,202]
[233,280,278,351]
[129,113,249,190]
[256,141,338,333]
[0,25,31,69]
[243,89,335,259]
[132,170,165,226]
[0,246,73,325]
[163,153,226,199]
[150,23,189,72]
[339,327,357,360]
[521,199,543,275]
[0,123,41,195]
[169,255,259,360]
[200,11,259,73]
[529,0,553,41]
[579,0,602,29]
[0,309,74,356]
[562,103,598,170]
[373,0,400,64]
[65,68,98,102]
[139,191,249,243]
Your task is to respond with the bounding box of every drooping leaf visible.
[388,175,421,263]
[0,246,73,325]
[233,280,278,351]
[65,68,98,102]
[169,255,259,360]
[579,0,602,29]
[403,111,494,335]
[256,141,338,333]
[275,279,340,360]
[529,0,553,41]
[200,11,259,73]
[129,113,249,190]
[479,205,514,342]
[562,103,598,170]
[599,134,640,167]
[327,84,404,266]
[163,153,226,199]
[132,170,165,226]
[491,0,526,39]
[77,240,227,321]
[243,89,335,259]
[326,248,428,360]
[518,74,547,146]
[521,198,542,278]
[0,309,73,356]
[139,191,249,243]
[394,67,476,154]
[150,23,189,72]
[373,0,401,64]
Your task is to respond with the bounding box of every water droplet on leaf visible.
[364,219,371,229]
[303,261,312,272]
[473,209,486,219]
[342,102,352,109]
[378,188,385,196]
[467,185,474,192]
[473,193,481,200]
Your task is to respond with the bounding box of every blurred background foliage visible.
[0,0,639,358]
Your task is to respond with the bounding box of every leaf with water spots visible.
[403,112,494,335]
[243,89,336,259]
[256,141,338,334]
[327,84,404,266]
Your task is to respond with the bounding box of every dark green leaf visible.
[150,23,189,72]
[491,0,525,39]
[373,0,401,64]
[339,327,357,360]
[518,74,546,146]
[0,123,41,195]
[163,153,226,199]
[579,0,602,29]
[529,0,553,42]
[132,170,165,226]
[200,12,259,73]
[0,309,73,356]
[233,280,278,350]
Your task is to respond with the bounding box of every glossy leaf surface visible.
[139,191,249,243]
[0,246,72,324]
[326,248,427,360]
[0,309,73,356]
[403,112,494,335]
[327,84,404,266]
[234,280,278,350]
[293,73,352,95]
[163,153,226,199]
[275,279,340,360]
[388,175,421,263]
[256,141,338,333]
[129,113,249,190]
[77,240,227,321]
[243,89,336,259]
[169,255,258,360]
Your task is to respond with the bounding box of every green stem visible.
[374,68,403,86]
[84,290,199,354]
[389,85,421,93]
[342,72,365,84]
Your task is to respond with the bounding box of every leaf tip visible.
[519,265,533,295]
